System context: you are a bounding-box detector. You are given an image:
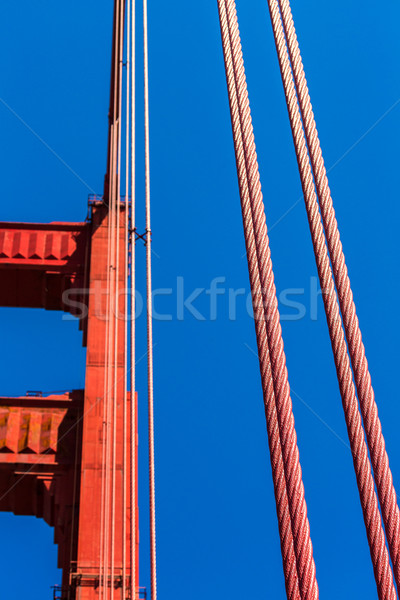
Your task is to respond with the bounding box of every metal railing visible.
[88,193,131,204]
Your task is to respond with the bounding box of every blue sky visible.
[1,1,400,598]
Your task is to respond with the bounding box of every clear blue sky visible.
[0,1,400,598]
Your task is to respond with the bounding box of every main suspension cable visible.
[274,1,400,589]
[217,3,300,597]
[221,2,318,598]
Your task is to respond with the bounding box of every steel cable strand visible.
[111,5,125,593]
[266,2,397,597]
[122,0,131,595]
[100,163,114,599]
[105,198,116,600]
[104,2,121,591]
[223,2,318,597]
[276,0,400,588]
[105,121,118,600]
[111,0,125,592]
[218,3,300,597]
[143,0,157,597]
[103,2,123,594]
[129,0,137,597]
[104,167,114,600]
[108,154,117,600]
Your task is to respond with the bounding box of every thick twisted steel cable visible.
[143,0,158,597]
[265,1,396,597]
[222,2,318,598]
[276,0,400,589]
[218,3,300,597]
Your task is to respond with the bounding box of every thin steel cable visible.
[107,1,123,594]
[105,192,116,600]
[103,18,118,585]
[276,0,400,590]
[108,137,117,600]
[111,0,125,593]
[130,0,137,597]
[123,0,131,596]
[104,353,114,600]
[100,190,113,599]
[99,394,107,599]
[265,1,396,596]
[222,2,318,598]
[105,113,118,600]
[217,3,300,597]
[102,59,117,592]
[143,0,157,597]
[103,216,113,600]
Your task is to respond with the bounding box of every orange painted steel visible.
[0,2,142,598]
[0,221,88,317]
[0,204,139,599]
[0,391,83,592]
[74,203,138,600]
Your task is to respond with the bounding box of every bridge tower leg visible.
[72,202,138,599]
[0,201,139,600]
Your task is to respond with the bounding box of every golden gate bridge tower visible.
[0,1,146,598]
[1,1,400,600]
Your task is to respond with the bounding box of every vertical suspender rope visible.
[105,121,116,599]
[104,27,118,589]
[220,2,318,598]
[104,123,117,600]
[99,380,107,599]
[105,108,118,600]
[103,149,115,598]
[130,0,137,597]
[100,153,113,598]
[105,2,123,596]
[264,2,396,597]
[123,0,131,595]
[217,3,300,598]
[143,0,157,598]
[103,34,118,588]
[275,1,400,589]
[107,0,122,587]
[111,0,125,594]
